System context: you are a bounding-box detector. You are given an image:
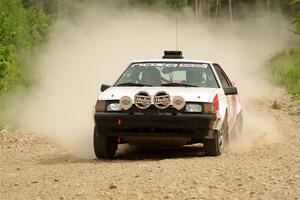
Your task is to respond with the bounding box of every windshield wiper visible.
[116,82,153,87]
[161,83,199,87]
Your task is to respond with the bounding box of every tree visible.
[291,0,300,34]
[267,0,271,11]
[228,0,233,23]
[215,0,220,23]
[0,0,50,95]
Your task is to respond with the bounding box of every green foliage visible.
[166,0,186,9]
[268,48,300,100]
[291,0,300,34]
[291,0,300,4]
[0,0,50,96]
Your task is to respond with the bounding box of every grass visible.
[267,48,300,101]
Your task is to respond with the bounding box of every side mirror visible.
[100,84,111,92]
[224,87,238,95]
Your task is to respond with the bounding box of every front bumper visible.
[94,112,217,139]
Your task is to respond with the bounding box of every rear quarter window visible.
[213,64,231,88]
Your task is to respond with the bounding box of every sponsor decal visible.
[132,63,208,68]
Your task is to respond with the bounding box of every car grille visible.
[114,127,195,135]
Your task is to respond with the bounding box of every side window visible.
[213,64,231,88]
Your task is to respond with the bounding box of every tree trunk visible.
[195,0,198,23]
[199,0,202,21]
[215,0,220,23]
[206,1,211,21]
[229,0,233,23]
[255,0,260,10]
[57,0,61,19]
[267,0,271,11]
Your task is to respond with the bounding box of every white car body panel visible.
[100,87,219,103]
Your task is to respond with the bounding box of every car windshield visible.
[115,62,219,88]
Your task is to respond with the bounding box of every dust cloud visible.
[9,5,293,157]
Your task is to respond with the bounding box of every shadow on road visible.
[115,144,206,160]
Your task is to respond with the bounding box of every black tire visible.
[204,116,228,156]
[93,127,117,159]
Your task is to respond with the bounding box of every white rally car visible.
[94,51,242,158]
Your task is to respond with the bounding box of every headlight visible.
[95,100,106,112]
[172,96,185,110]
[185,103,202,112]
[107,103,122,111]
[120,96,133,110]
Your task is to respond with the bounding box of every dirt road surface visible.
[1,93,300,200]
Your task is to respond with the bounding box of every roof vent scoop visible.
[162,51,184,59]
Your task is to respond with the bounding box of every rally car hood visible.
[99,87,220,102]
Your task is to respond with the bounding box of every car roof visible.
[131,59,215,65]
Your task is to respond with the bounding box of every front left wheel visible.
[93,127,117,159]
[203,117,228,156]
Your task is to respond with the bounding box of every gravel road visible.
[1,94,300,200]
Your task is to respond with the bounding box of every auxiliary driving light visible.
[172,96,185,110]
[120,96,133,110]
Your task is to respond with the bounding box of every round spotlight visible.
[134,91,151,109]
[120,96,133,110]
[153,91,170,109]
[172,96,185,110]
